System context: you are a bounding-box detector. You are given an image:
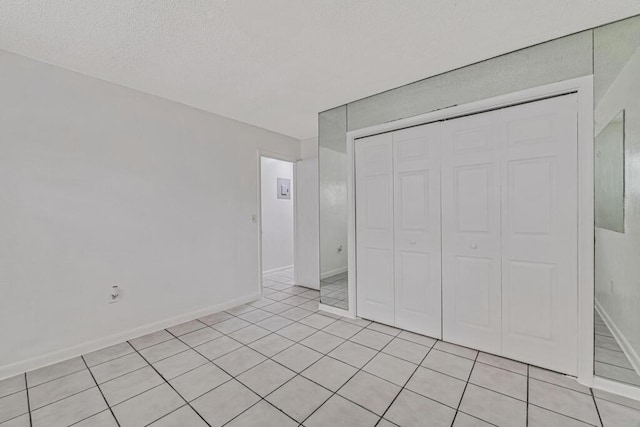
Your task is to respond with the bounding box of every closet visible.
[355,94,579,375]
[355,123,442,338]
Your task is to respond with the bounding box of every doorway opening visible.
[260,156,295,289]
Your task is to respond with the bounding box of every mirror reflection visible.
[319,106,349,310]
[595,110,625,233]
[593,16,640,387]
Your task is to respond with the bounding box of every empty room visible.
[3,2,640,426]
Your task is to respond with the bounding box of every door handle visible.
[470,243,478,249]
[410,240,417,245]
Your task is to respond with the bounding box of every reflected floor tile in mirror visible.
[594,311,640,387]
[320,273,348,310]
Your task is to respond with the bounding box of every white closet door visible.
[355,133,395,324]
[441,110,503,354]
[393,123,442,338]
[500,95,578,375]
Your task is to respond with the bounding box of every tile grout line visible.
[85,349,137,369]
[16,317,459,423]
[0,387,31,400]
[526,402,603,426]
[473,359,527,377]
[172,306,344,424]
[590,388,605,427]
[453,379,529,405]
[26,383,97,418]
[1,412,35,427]
[528,375,595,396]
[23,339,190,396]
[289,323,440,425]
[89,350,221,411]
[457,364,598,425]
[80,355,121,427]
[126,340,213,427]
[165,329,301,427]
[15,307,449,399]
[449,349,479,426]
[176,302,513,425]
[32,344,577,424]
[24,373,33,427]
[456,411,499,427]
[297,334,393,425]
[7,290,352,424]
[142,403,201,427]
[15,287,605,427]
[23,365,87,390]
[166,321,209,337]
[14,365,146,424]
[376,337,437,425]
[191,312,387,425]
[187,316,344,425]
[105,383,169,420]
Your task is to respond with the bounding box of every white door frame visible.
[341,76,594,387]
[257,150,299,296]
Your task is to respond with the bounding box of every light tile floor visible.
[319,272,348,310]
[263,268,296,288]
[594,310,640,387]
[3,281,640,426]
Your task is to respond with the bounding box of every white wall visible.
[261,157,294,273]
[300,137,319,159]
[595,44,640,369]
[0,50,300,378]
[319,146,348,278]
[295,138,320,289]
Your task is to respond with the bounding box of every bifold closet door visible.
[441,110,503,354]
[393,124,442,337]
[355,133,394,325]
[441,94,578,374]
[500,95,578,375]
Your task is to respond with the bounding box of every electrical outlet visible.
[110,285,121,303]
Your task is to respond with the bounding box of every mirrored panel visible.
[595,110,625,233]
[319,106,349,309]
[594,15,640,388]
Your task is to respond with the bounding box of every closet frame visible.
[343,76,595,387]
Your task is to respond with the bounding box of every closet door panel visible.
[394,124,442,338]
[453,256,495,329]
[356,133,395,324]
[500,94,578,375]
[442,112,502,353]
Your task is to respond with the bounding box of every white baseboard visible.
[263,265,294,275]
[319,302,354,319]
[593,376,640,402]
[0,293,260,381]
[320,266,347,280]
[595,300,640,377]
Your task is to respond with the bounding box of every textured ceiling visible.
[1,1,640,139]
